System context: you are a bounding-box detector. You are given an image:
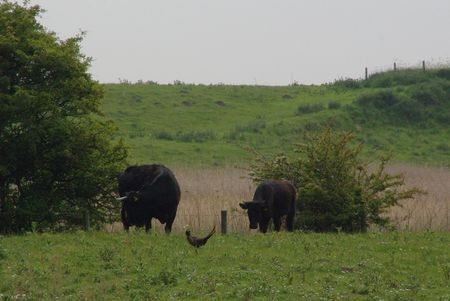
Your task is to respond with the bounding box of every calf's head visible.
[239,200,267,230]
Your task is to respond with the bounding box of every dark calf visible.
[240,180,296,233]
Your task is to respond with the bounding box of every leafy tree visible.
[249,129,422,232]
[0,2,128,232]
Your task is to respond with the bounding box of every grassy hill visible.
[101,68,450,167]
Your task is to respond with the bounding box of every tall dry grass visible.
[385,164,450,231]
[171,167,254,233]
[111,164,450,233]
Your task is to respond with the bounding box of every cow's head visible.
[239,200,267,230]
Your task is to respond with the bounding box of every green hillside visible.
[101,68,450,167]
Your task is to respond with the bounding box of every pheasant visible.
[185,226,215,248]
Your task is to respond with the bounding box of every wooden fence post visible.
[365,67,368,80]
[422,60,426,71]
[394,62,397,71]
[221,210,227,234]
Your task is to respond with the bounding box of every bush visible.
[352,80,450,126]
[364,69,431,88]
[356,90,399,109]
[333,78,361,89]
[235,120,266,134]
[399,100,429,124]
[154,131,174,141]
[297,103,325,115]
[409,82,447,106]
[328,101,341,110]
[436,68,450,80]
[249,129,421,232]
[174,130,216,143]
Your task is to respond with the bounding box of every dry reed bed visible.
[123,164,450,233]
[386,165,450,231]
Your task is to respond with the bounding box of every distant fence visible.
[364,59,450,80]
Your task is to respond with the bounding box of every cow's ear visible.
[239,202,248,209]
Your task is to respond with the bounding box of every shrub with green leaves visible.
[327,101,341,110]
[296,103,325,115]
[249,129,421,232]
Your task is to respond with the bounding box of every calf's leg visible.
[273,217,282,231]
[145,218,152,232]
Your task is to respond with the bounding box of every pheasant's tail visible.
[206,225,216,239]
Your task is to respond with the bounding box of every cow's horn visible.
[116,196,127,201]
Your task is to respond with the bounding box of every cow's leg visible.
[123,223,130,232]
[273,217,282,231]
[164,222,173,234]
[259,217,271,233]
[121,208,129,232]
[164,211,176,234]
[145,218,152,232]
[286,212,295,232]
[259,224,268,233]
[164,216,175,234]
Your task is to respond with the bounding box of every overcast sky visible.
[30,0,450,85]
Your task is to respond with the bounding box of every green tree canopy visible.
[0,1,128,232]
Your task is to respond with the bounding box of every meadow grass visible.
[0,231,449,300]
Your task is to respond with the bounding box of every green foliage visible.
[332,78,362,89]
[351,79,450,127]
[235,119,266,134]
[153,130,216,143]
[356,89,400,109]
[364,69,432,88]
[0,2,128,233]
[327,100,341,110]
[296,103,325,114]
[436,68,450,80]
[409,81,449,107]
[250,129,422,232]
[174,130,216,143]
[0,231,449,300]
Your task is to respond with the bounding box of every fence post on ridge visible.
[221,210,227,234]
[365,67,368,80]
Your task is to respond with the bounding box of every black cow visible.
[239,180,296,233]
[117,164,181,233]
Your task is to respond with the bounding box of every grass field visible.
[0,231,449,300]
